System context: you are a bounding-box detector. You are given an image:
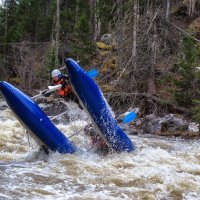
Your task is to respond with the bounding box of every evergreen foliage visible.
[0,0,200,122]
[96,0,115,34]
[0,0,114,89]
[174,37,200,108]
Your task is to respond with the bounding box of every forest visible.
[0,0,200,125]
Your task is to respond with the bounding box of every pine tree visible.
[174,37,200,107]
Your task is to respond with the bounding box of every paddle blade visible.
[48,84,62,91]
[86,69,98,78]
[123,112,137,124]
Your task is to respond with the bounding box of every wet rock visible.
[160,114,188,132]
[188,122,199,133]
[141,114,161,134]
[0,101,8,111]
[35,97,70,124]
[38,98,68,116]
[36,97,88,125]
[141,114,189,135]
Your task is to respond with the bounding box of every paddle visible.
[47,84,62,90]
[86,69,98,79]
[122,111,137,124]
[31,84,62,100]
[31,69,98,100]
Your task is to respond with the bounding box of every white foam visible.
[1,101,200,199]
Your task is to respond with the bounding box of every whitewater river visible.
[0,104,200,200]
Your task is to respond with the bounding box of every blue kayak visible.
[65,58,135,152]
[0,81,76,154]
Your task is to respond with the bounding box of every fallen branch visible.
[105,92,192,115]
[165,20,200,43]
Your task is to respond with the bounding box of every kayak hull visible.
[65,58,135,152]
[0,81,76,154]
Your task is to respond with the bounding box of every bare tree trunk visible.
[4,1,7,45]
[183,0,197,17]
[147,0,150,15]
[94,0,101,40]
[55,0,60,67]
[166,0,170,19]
[116,0,123,68]
[4,0,7,69]
[35,15,38,42]
[188,0,196,17]
[46,0,51,17]
[89,0,97,41]
[165,0,170,47]
[75,0,79,33]
[130,0,139,88]
[132,0,138,67]
[147,25,157,95]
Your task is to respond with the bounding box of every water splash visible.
[0,101,200,199]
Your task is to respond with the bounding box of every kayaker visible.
[51,69,73,99]
[48,69,83,110]
[50,69,82,109]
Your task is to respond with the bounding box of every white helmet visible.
[51,69,61,78]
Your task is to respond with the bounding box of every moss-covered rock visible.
[100,57,117,74]
[96,42,114,51]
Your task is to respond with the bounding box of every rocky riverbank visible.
[1,96,199,139]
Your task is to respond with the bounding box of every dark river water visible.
[0,106,200,200]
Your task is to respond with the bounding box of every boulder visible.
[100,57,117,74]
[100,34,113,45]
[160,114,188,132]
[96,42,113,51]
[141,114,161,134]
[141,114,189,135]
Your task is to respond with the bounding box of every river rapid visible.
[0,103,200,200]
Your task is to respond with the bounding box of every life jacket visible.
[53,77,72,97]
